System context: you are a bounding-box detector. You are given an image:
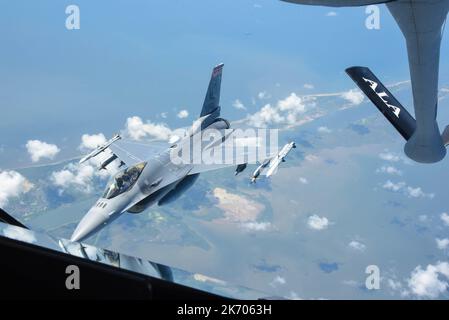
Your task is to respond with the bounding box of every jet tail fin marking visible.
[346,66,416,141]
[201,63,224,117]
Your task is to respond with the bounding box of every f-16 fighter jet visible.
[71,64,295,242]
[282,0,449,163]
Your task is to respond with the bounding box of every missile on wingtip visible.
[79,134,121,164]
[250,158,271,183]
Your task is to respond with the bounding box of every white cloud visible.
[3,225,36,243]
[277,93,306,112]
[241,221,272,232]
[125,116,174,141]
[382,180,434,198]
[407,262,449,298]
[303,83,314,90]
[382,180,405,192]
[160,112,167,119]
[317,126,332,134]
[341,89,364,105]
[51,169,76,187]
[79,133,106,150]
[26,140,60,163]
[436,238,449,250]
[441,213,449,226]
[326,11,338,17]
[257,91,271,100]
[406,186,434,199]
[247,92,322,128]
[232,99,246,110]
[51,163,97,193]
[0,170,33,207]
[376,166,402,176]
[287,291,302,300]
[348,240,366,252]
[177,109,189,119]
[270,275,286,287]
[307,215,329,230]
[299,177,309,184]
[247,104,284,127]
[305,154,319,162]
[387,278,410,297]
[379,152,401,162]
[387,278,403,291]
[51,144,120,193]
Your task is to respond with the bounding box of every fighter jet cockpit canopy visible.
[103,162,147,199]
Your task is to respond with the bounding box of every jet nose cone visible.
[70,208,110,243]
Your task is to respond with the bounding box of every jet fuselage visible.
[71,142,195,242]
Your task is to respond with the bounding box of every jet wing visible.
[108,139,168,167]
[187,146,279,175]
[79,134,169,169]
[176,128,283,175]
[187,163,236,175]
[193,142,296,182]
[281,0,391,7]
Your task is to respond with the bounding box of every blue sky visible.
[4,0,447,166]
